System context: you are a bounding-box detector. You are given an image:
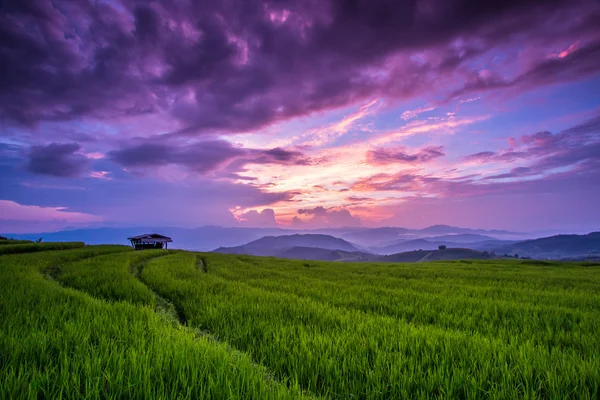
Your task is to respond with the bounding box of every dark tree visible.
[438,245,447,250]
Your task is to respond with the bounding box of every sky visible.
[1,0,600,234]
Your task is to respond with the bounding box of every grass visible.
[1,243,600,398]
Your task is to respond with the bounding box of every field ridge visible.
[196,255,208,273]
[130,252,188,326]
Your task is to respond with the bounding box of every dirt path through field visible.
[129,253,188,326]
[417,252,434,262]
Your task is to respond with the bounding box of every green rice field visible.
[1,243,600,399]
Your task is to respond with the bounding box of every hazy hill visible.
[338,227,413,247]
[374,235,517,254]
[375,239,441,254]
[471,239,519,250]
[376,248,492,262]
[338,226,521,248]
[423,234,497,243]
[494,232,600,258]
[214,234,360,257]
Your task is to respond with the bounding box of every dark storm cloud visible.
[1,0,598,133]
[108,140,310,173]
[108,140,245,173]
[133,6,160,41]
[252,148,311,166]
[26,142,90,177]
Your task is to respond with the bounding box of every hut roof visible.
[127,233,173,243]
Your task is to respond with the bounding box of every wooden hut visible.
[127,234,172,250]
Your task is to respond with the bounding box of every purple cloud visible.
[249,148,311,166]
[464,115,600,173]
[463,151,497,162]
[108,140,309,174]
[482,167,533,180]
[355,115,600,197]
[108,140,245,173]
[366,146,445,165]
[2,0,600,233]
[26,143,90,177]
[2,0,598,135]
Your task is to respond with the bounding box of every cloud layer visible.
[2,0,599,133]
[1,0,599,232]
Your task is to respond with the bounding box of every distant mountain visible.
[376,248,492,263]
[373,234,519,254]
[214,234,360,257]
[213,234,496,262]
[468,240,519,250]
[493,232,600,258]
[338,226,521,248]
[417,225,518,236]
[339,227,413,247]
[375,239,441,255]
[423,234,497,243]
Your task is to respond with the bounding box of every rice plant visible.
[1,243,599,399]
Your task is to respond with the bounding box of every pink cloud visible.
[85,152,105,160]
[233,208,279,227]
[558,41,581,59]
[293,206,361,228]
[366,146,445,165]
[400,106,435,121]
[0,200,102,224]
[89,171,111,180]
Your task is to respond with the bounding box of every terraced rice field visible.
[1,243,599,399]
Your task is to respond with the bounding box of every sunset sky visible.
[1,0,600,233]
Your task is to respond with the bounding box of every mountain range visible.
[213,234,498,262]
[211,232,600,262]
[491,232,600,258]
[373,235,517,255]
[6,224,526,251]
[6,225,599,261]
[214,234,359,255]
